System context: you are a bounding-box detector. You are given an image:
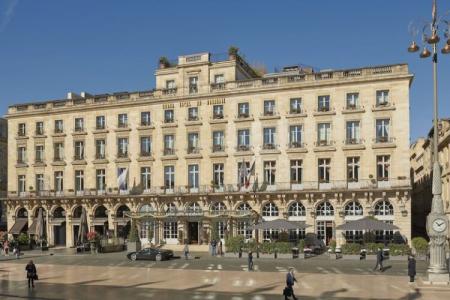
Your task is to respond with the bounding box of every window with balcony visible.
[237,162,250,185]
[18,175,26,193]
[263,100,275,116]
[290,160,302,184]
[36,174,44,192]
[318,158,331,183]
[347,157,360,182]
[264,161,276,185]
[376,155,390,181]
[54,120,64,133]
[237,129,250,151]
[18,123,26,136]
[376,119,390,142]
[118,114,128,128]
[238,103,249,118]
[35,145,44,163]
[96,116,106,130]
[141,111,151,126]
[346,93,359,109]
[75,170,84,192]
[188,164,199,189]
[141,167,151,190]
[289,125,303,148]
[188,107,199,121]
[54,171,63,192]
[164,109,174,123]
[95,139,106,159]
[212,131,224,152]
[189,76,198,94]
[117,138,129,157]
[317,123,331,146]
[164,135,175,155]
[140,136,152,156]
[35,122,44,135]
[187,133,199,154]
[74,118,84,132]
[213,163,224,186]
[346,121,361,144]
[17,147,26,164]
[263,127,276,149]
[96,169,106,192]
[376,90,389,106]
[318,95,330,112]
[290,98,302,114]
[164,165,175,189]
[74,141,84,160]
[213,105,224,119]
[54,143,64,161]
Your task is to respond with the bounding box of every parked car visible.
[127,247,174,261]
[304,233,326,254]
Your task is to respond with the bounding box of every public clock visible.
[432,218,447,233]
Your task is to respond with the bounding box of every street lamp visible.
[408,0,450,284]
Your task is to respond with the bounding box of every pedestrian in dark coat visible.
[284,268,298,300]
[373,248,384,271]
[25,260,37,288]
[408,255,416,283]
[183,243,189,260]
[248,251,253,271]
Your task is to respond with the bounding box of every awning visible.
[9,219,28,234]
[28,220,37,234]
[251,219,309,230]
[336,217,399,231]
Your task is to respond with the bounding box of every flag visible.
[130,177,143,195]
[259,180,267,192]
[117,168,128,190]
[245,160,256,188]
[252,175,259,192]
[432,0,437,27]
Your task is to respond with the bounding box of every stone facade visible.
[411,119,450,238]
[5,51,413,248]
[0,118,7,230]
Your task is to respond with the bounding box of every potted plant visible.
[159,56,170,69]
[228,46,239,60]
[127,221,141,253]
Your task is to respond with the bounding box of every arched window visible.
[262,202,279,217]
[237,202,252,211]
[374,200,394,216]
[53,207,66,218]
[186,202,202,214]
[211,202,227,213]
[17,207,28,218]
[316,201,334,216]
[139,204,154,214]
[165,203,177,214]
[344,201,363,216]
[288,202,306,217]
[94,205,108,218]
[73,206,82,218]
[116,205,130,218]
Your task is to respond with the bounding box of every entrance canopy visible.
[336,217,399,231]
[251,219,309,230]
[9,219,28,234]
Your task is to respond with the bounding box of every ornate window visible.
[186,202,202,214]
[344,201,363,216]
[165,203,177,215]
[53,207,65,218]
[211,202,227,214]
[139,204,154,214]
[374,200,394,216]
[94,205,107,218]
[116,205,130,218]
[73,206,82,219]
[316,201,334,216]
[262,202,279,217]
[288,202,306,217]
[237,202,252,212]
[17,207,28,218]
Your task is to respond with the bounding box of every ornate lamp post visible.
[407,0,450,283]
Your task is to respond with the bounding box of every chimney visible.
[67,92,81,99]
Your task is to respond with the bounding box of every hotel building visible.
[5,51,413,248]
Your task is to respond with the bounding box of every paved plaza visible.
[0,251,449,299]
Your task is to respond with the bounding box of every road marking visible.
[180,263,189,269]
[254,265,259,271]
[168,262,177,269]
[276,266,288,272]
[331,267,343,274]
[316,266,329,274]
[217,264,223,270]
[232,279,243,287]
[390,284,407,292]
[245,279,255,287]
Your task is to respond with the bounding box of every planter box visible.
[127,241,141,253]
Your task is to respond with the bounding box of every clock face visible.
[432,218,447,233]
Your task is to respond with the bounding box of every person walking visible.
[247,251,253,271]
[408,255,416,283]
[218,240,223,256]
[284,267,298,300]
[4,240,9,256]
[373,248,384,271]
[25,260,37,288]
[211,239,217,257]
[183,242,189,260]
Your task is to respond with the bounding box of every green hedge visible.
[387,243,411,256]
[341,243,362,254]
[412,237,428,256]
[17,233,29,245]
[224,236,298,254]
[341,243,411,256]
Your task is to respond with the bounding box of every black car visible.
[127,248,174,261]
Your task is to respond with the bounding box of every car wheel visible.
[130,253,137,261]
[155,254,162,261]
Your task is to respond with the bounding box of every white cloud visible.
[0,0,19,32]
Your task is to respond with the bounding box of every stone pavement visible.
[0,260,449,300]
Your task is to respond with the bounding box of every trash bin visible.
[292,247,299,259]
[360,249,367,260]
[383,248,390,260]
[335,247,342,259]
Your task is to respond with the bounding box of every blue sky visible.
[0,0,449,141]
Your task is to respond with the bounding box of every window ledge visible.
[137,125,155,130]
[234,150,254,157]
[72,159,87,165]
[313,146,336,152]
[372,104,396,112]
[185,120,203,126]
[93,159,109,164]
[72,131,87,136]
[161,123,178,128]
[33,135,47,139]
[51,161,67,166]
[161,155,178,161]
[209,119,228,124]
[115,157,131,163]
[313,111,336,117]
[372,143,396,149]
[93,129,109,134]
[259,115,281,121]
[114,127,132,132]
[286,113,307,119]
[342,108,366,114]
[286,147,308,153]
[137,156,155,162]
[342,144,366,150]
[234,117,254,123]
[209,152,228,158]
[33,162,47,167]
